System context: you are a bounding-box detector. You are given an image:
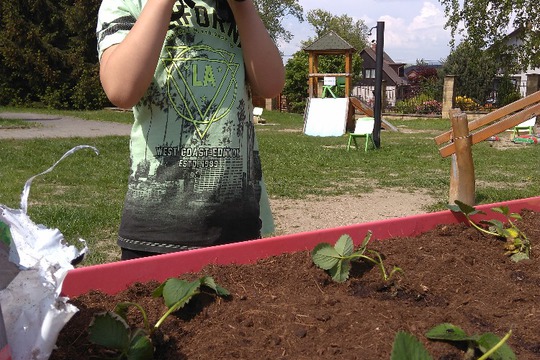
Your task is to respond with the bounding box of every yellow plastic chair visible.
[512,117,537,138]
[347,117,375,152]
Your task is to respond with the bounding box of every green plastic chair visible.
[512,117,537,138]
[322,77,346,98]
[347,117,375,152]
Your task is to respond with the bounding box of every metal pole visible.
[373,21,384,148]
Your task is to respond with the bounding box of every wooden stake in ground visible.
[449,111,475,206]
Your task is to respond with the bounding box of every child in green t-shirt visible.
[96,0,284,259]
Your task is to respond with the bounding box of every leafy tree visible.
[0,0,107,109]
[495,74,521,107]
[283,10,369,113]
[283,51,309,113]
[1,0,69,106]
[439,0,540,70]
[64,0,109,110]
[305,9,368,52]
[407,60,441,100]
[253,0,304,45]
[441,42,499,105]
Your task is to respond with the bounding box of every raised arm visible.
[228,0,285,99]
[100,0,284,108]
[99,0,176,109]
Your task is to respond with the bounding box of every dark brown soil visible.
[51,210,540,360]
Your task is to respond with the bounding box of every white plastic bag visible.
[0,145,98,360]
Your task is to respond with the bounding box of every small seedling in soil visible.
[391,323,515,360]
[312,232,402,283]
[88,276,229,359]
[426,323,515,360]
[448,200,530,262]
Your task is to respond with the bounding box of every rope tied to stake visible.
[450,134,472,141]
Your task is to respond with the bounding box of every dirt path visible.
[0,112,437,234]
[270,191,436,235]
[0,112,131,138]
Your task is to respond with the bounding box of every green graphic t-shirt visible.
[97,0,262,253]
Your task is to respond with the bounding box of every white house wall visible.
[514,69,540,97]
[352,85,397,107]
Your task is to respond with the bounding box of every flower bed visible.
[53,197,540,359]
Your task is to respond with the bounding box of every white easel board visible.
[303,98,349,137]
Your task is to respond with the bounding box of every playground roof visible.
[304,31,356,53]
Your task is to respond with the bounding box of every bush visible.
[40,85,72,110]
[455,96,480,111]
[287,99,307,114]
[416,100,442,114]
[394,99,417,114]
[496,75,521,107]
[394,94,441,115]
[71,67,110,110]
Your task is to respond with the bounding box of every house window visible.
[365,68,376,79]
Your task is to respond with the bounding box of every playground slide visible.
[349,97,398,132]
[349,97,374,117]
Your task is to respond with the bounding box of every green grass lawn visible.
[1,106,539,265]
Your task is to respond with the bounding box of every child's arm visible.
[228,0,285,99]
[99,0,176,109]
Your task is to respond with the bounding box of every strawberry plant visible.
[391,323,515,360]
[312,232,402,283]
[448,200,530,262]
[88,276,229,359]
[425,323,514,360]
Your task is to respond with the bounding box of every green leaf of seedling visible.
[334,234,354,257]
[510,252,529,262]
[481,219,504,228]
[328,258,351,283]
[200,276,230,297]
[157,276,229,311]
[115,302,138,321]
[359,231,373,252]
[481,219,504,230]
[450,200,486,216]
[161,278,201,309]
[491,206,509,216]
[114,302,130,322]
[312,243,341,270]
[425,323,472,342]
[88,312,131,352]
[126,329,154,360]
[509,213,522,220]
[391,331,433,360]
[153,276,230,332]
[477,332,516,360]
[152,282,166,298]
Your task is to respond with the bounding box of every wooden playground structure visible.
[304,31,396,136]
[435,90,540,205]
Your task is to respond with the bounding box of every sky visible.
[279,0,457,65]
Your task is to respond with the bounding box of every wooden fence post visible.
[442,75,455,119]
[448,111,475,206]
